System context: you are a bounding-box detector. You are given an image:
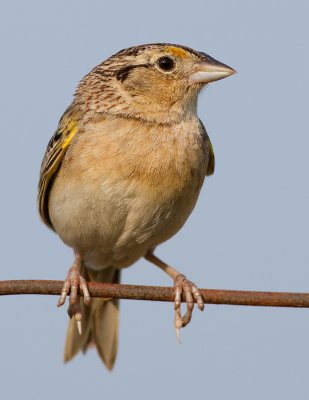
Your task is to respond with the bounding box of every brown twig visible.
[0,280,309,308]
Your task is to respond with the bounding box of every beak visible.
[189,54,236,84]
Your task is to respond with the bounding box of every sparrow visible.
[38,43,235,369]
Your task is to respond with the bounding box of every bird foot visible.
[57,256,91,334]
[173,274,204,341]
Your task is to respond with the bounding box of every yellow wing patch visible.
[165,46,189,58]
[38,111,79,229]
[61,120,78,149]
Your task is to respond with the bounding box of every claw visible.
[58,253,91,333]
[175,328,182,344]
[144,252,204,339]
[77,320,82,335]
[173,274,204,336]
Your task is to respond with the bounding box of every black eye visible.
[157,56,175,71]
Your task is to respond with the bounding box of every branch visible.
[1,280,309,308]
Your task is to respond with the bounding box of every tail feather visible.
[64,265,120,370]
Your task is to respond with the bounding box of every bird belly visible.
[49,171,204,271]
[110,177,204,269]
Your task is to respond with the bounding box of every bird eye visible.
[157,56,175,72]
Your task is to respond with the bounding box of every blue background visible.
[1,1,309,398]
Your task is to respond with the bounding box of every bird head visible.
[76,43,235,124]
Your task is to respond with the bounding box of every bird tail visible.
[63,264,120,370]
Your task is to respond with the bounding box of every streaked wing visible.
[38,106,80,229]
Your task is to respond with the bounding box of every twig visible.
[0,280,309,308]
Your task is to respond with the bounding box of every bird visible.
[38,43,235,370]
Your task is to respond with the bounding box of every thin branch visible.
[1,280,309,308]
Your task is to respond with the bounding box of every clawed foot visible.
[57,253,91,334]
[144,251,205,341]
[174,274,204,341]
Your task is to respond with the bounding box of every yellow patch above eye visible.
[61,120,78,149]
[165,46,189,58]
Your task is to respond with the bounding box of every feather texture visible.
[38,106,80,228]
[36,43,235,370]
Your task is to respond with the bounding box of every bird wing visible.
[38,106,80,229]
[206,136,215,176]
[199,120,215,176]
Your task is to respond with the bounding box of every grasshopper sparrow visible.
[38,43,235,369]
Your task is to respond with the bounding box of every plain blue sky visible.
[1,1,309,399]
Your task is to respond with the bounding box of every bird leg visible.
[57,252,91,334]
[145,251,204,340]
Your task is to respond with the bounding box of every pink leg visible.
[57,252,91,333]
[145,251,204,340]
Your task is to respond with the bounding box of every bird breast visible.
[48,114,208,270]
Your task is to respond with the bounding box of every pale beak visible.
[189,55,236,84]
